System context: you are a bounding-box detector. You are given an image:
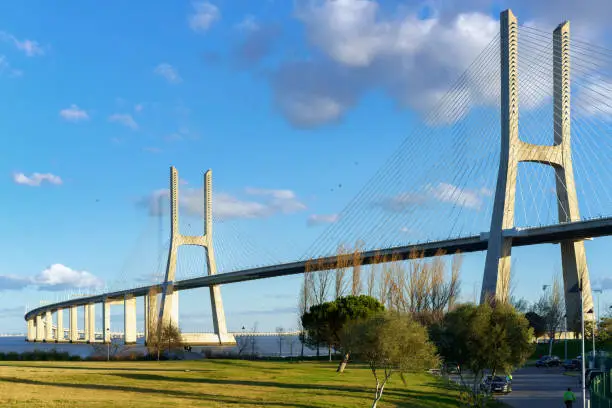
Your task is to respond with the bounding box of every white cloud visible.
[134,103,144,112]
[574,77,612,119]
[592,277,612,291]
[139,186,306,220]
[0,264,103,292]
[189,1,221,32]
[31,264,104,292]
[13,172,62,187]
[267,0,612,128]
[307,214,340,226]
[154,63,182,84]
[108,113,138,130]
[0,31,44,57]
[59,104,89,122]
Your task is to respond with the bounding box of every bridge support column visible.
[481,9,593,327]
[144,290,158,345]
[170,291,179,328]
[56,309,64,342]
[103,300,111,344]
[44,311,53,342]
[87,304,95,343]
[26,319,35,342]
[124,295,136,344]
[69,306,78,342]
[35,315,43,341]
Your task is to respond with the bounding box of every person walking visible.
[563,387,576,408]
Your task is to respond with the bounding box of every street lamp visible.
[569,282,587,408]
[592,288,603,367]
[106,328,110,361]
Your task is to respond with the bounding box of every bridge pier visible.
[44,311,53,342]
[26,319,35,341]
[124,295,136,344]
[85,304,95,343]
[144,289,158,345]
[56,309,64,342]
[69,306,78,342]
[35,315,43,341]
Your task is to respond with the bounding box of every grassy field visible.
[0,359,467,407]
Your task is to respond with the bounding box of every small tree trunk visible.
[328,345,332,361]
[548,334,554,356]
[300,341,304,359]
[371,379,387,408]
[337,352,350,373]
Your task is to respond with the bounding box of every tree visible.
[146,318,183,361]
[533,276,565,355]
[430,302,534,407]
[297,273,313,358]
[341,312,438,408]
[525,311,546,339]
[301,295,384,367]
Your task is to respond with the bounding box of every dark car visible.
[444,362,460,374]
[480,375,512,394]
[562,359,580,371]
[535,355,561,368]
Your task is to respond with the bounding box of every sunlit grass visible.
[0,359,465,407]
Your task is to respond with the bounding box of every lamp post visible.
[592,288,603,368]
[563,314,568,361]
[569,282,586,408]
[106,328,110,361]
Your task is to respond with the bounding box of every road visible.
[499,366,584,408]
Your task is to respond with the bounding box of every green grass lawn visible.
[0,359,468,407]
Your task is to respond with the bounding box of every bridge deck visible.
[24,217,612,321]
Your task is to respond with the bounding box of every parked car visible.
[535,355,561,367]
[480,375,512,394]
[562,359,580,371]
[444,362,460,374]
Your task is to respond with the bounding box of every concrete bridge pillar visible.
[44,311,53,342]
[56,309,64,342]
[103,300,111,344]
[144,290,158,345]
[87,304,96,343]
[124,295,136,344]
[170,291,179,328]
[26,319,35,341]
[35,315,43,341]
[69,306,78,342]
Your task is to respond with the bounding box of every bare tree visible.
[351,240,364,295]
[534,274,565,356]
[146,319,183,361]
[334,244,349,299]
[366,253,381,298]
[298,273,312,358]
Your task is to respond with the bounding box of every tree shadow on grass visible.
[0,363,213,374]
[111,373,460,406]
[0,376,316,407]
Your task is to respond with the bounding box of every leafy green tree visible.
[301,295,384,369]
[341,312,438,408]
[431,302,534,407]
[525,311,547,339]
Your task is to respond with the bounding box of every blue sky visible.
[1,0,612,334]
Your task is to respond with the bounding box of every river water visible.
[0,336,320,358]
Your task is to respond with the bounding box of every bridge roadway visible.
[25,216,612,321]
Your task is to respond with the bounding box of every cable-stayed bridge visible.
[23,9,612,346]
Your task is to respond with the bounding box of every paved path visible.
[499,366,584,408]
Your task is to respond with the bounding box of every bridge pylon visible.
[157,166,235,345]
[481,9,593,327]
